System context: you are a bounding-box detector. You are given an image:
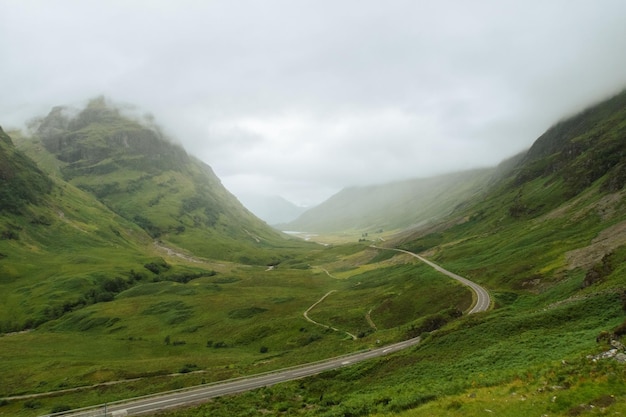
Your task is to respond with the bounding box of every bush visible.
[613,320,626,337]
[1,229,19,240]
[143,258,170,274]
[50,404,72,413]
[133,215,162,237]
[179,363,198,373]
[23,400,41,409]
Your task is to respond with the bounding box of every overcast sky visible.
[2,1,626,206]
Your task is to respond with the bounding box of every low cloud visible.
[2,1,626,206]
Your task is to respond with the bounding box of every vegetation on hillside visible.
[30,97,305,264]
[516,89,626,198]
[285,168,496,233]
[0,126,52,214]
[1,90,626,417]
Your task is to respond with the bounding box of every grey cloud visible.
[2,0,626,206]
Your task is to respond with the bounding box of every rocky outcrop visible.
[588,338,626,363]
[35,99,189,176]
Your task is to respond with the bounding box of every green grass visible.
[0,248,474,416]
[151,274,625,417]
[139,166,626,416]
[3,196,625,417]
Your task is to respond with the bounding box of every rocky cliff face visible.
[36,98,189,177]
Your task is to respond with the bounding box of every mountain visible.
[0,98,310,333]
[396,89,626,289]
[0,126,52,214]
[237,193,308,225]
[1,125,158,332]
[515,89,626,198]
[284,168,496,233]
[29,97,296,263]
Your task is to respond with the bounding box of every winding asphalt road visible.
[389,248,491,314]
[47,248,489,417]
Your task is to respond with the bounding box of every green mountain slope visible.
[0,99,312,334]
[1,127,156,332]
[397,89,626,291]
[515,89,626,198]
[0,127,52,214]
[284,168,496,233]
[1,123,227,334]
[30,97,298,263]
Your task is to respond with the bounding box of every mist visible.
[2,1,626,206]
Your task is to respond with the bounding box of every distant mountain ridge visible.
[238,193,307,225]
[283,168,497,233]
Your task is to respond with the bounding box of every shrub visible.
[179,363,198,373]
[133,215,162,237]
[143,258,170,274]
[613,320,626,337]
[23,400,41,409]
[228,307,268,319]
[1,229,19,240]
[50,404,72,413]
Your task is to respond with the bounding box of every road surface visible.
[389,248,491,314]
[44,248,489,417]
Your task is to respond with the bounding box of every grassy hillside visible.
[1,99,312,335]
[0,244,472,416]
[0,126,52,214]
[29,97,304,264]
[0,130,224,333]
[2,90,626,417]
[284,168,496,234]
